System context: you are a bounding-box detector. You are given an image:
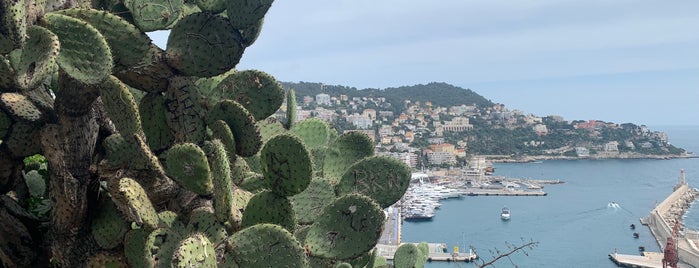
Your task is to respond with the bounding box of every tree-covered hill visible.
[282,81,494,113]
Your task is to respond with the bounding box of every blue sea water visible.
[402,125,699,267]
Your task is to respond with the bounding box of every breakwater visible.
[641,171,699,267]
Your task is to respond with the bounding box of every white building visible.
[315,93,331,106]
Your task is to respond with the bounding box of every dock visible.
[608,252,663,268]
[375,243,478,262]
[461,188,547,196]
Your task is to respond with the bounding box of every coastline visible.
[487,152,697,163]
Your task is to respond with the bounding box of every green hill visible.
[282,81,494,113]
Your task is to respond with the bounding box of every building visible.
[533,124,548,135]
[575,147,590,157]
[442,117,473,132]
[347,113,372,129]
[604,141,619,152]
[426,151,456,165]
[363,109,377,120]
[315,93,331,106]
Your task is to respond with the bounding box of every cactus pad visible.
[260,133,312,196]
[224,223,306,268]
[202,140,234,223]
[240,18,264,47]
[99,75,143,137]
[108,177,159,229]
[194,0,226,13]
[290,178,336,225]
[291,118,331,149]
[0,93,43,122]
[165,143,213,195]
[208,120,236,158]
[23,170,45,197]
[393,243,420,268]
[305,194,385,260]
[114,44,174,93]
[139,93,174,152]
[228,187,253,231]
[164,76,207,144]
[86,252,128,268]
[124,228,154,267]
[226,0,273,29]
[215,70,284,120]
[157,210,179,228]
[186,207,227,245]
[284,89,296,130]
[171,233,217,268]
[323,131,375,183]
[241,190,296,232]
[55,8,151,70]
[256,117,286,143]
[91,198,129,249]
[146,227,183,267]
[208,100,261,157]
[335,156,411,208]
[41,13,113,84]
[0,111,10,139]
[13,25,59,90]
[0,0,26,52]
[0,56,14,89]
[5,121,42,158]
[166,13,243,77]
[125,0,183,31]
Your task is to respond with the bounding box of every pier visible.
[612,170,699,267]
[462,188,547,196]
[375,243,478,262]
[608,252,664,268]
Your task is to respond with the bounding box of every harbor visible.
[374,156,562,263]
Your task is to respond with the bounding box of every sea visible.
[402,125,699,267]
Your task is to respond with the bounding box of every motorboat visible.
[501,206,511,220]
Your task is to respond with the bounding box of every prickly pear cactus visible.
[305,194,385,260]
[0,0,416,267]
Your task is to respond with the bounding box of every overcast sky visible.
[152,1,699,126]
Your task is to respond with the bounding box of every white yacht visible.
[501,206,511,220]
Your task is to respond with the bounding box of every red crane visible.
[662,222,679,268]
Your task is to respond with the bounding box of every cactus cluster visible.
[0,0,413,267]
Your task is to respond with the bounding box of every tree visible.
[0,1,413,267]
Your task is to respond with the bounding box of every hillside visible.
[282,81,494,113]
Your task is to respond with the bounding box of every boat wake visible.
[607,202,620,209]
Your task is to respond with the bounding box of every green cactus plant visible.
[241,190,296,231]
[165,76,208,144]
[40,13,113,84]
[139,92,175,152]
[214,69,284,120]
[108,177,159,229]
[322,131,375,183]
[290,177,336,225]
[291,118,331,150]
[226,0,273,29]
[165,12,243,77]
[284,88,296,130]
[305,193,385,260]
[335,156,411,208]
[0,0,422,266]
[223,223,307,268]
[91,197,129,249]
[208,99,262,157]
[124,0,183,31]
[165,142,213,195]
[203,140,234,223]
[12,25,59,90]
[260,133,312,196]
[393,243,421,268]
[99,75,144,137]
[171,233,217,268]
[0,92,43,122]
[186,207,228,245]
[54,8,151,70]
